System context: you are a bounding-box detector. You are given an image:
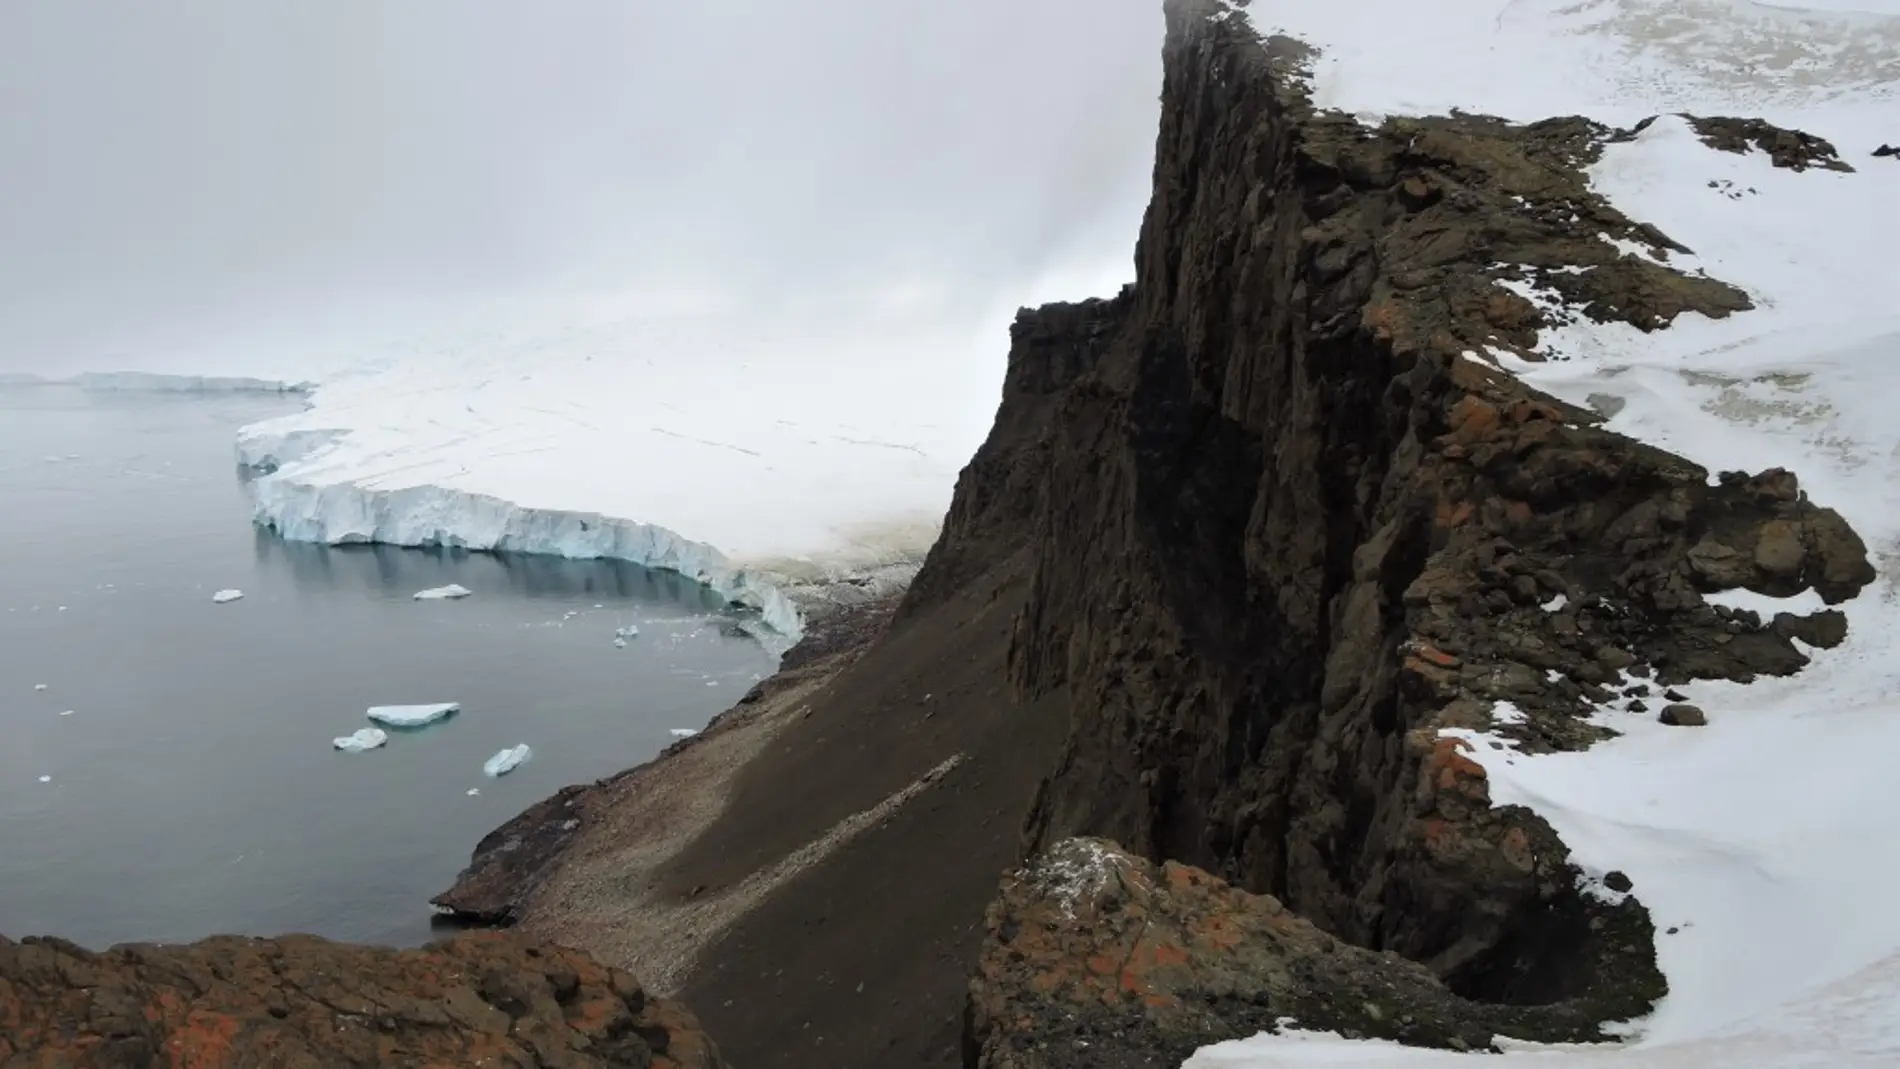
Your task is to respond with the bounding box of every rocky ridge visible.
[0,931,721,1068]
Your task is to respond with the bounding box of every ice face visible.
[482,744,531,777]
[365,702,460,728]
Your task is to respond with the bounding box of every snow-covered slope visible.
[1187,0,1900,1066]
[236,307,1013,639]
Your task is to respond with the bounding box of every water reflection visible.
[250,528,736,614]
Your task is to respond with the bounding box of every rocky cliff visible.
[951,0,1872,1063]
[414,3,1877,1067]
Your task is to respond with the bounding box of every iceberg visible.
[332,727,388,752]
[211,589,244,604]
[365,702,459,728]
[412,583,473,601]
[482,744,531,777]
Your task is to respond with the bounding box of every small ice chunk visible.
[413,583,473,601]
[669,727,699,738]
[615,624,640,639]
[33,683,47,691]
[333,727,389,752]
[212,589,244,604]
[59,709,73,717]
[37,775,51,783]
[483,744,532,777]
[366,702,460,727]
[613,637,628,648]
[466,787,480,796]
[1541,593,1569,612]
[705,680,719,687]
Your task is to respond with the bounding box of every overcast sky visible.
[0,1,1163,372]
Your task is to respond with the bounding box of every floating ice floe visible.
[211,589,244,604]
[59,710,73,717]
[413,583,473,601]
[482,744,532,777]
[615,624,640,639]
[37,775,51,784]
[669,728,700,738]
[332,727,389,752]
[612,637,628,649]
[466,787,480,796]
[33,683,47,691]
[366,702,460,728]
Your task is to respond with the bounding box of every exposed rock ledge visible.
[0,931,722,1068]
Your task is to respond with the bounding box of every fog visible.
[0,1,1162,374]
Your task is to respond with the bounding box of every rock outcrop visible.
[0,931,721,1068]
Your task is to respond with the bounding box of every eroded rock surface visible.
[967,839,1646,1068]
[0,931,721,1068]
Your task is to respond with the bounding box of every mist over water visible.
[0,0,1162,375]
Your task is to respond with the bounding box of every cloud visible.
[0,0,1162,370]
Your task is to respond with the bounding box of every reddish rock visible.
[0,930,722,1068]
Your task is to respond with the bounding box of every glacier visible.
[0,370,311,393]
[1185,0,1900,1067]
[234,309,1008,641]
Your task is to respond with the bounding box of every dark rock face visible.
[967,839,1645,1068]
[920,0,1875,1056]
[0,931,722,1068]
[1684,115,1855,172]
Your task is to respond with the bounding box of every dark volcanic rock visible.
[1684,115,1855,172]
[922,0,1877,1034]
[1659,703,1708,727]
[0,931,722,1068]
[965,839,1652,1068]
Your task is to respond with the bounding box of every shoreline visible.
[431,593,904,992]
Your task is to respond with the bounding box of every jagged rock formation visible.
[0,931,722,1068]
[944,0,1874,1059]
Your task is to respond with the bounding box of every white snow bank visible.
[211,589,244,604]
[668,727,699,738]
[332,727,389,752]
[365,702,459,728]
[236,310,1004,639]
[1190,953,1900,1067]
[1187,0,1900,1066]
[412,583,473,601]
[482,744,531,777]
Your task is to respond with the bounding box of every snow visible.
[365,702,459,728]
[482,744,531,777]
[332,727,389,753]
[210,589,243,604]
[668,727,699,738]
[235,309,1004,639]
[1186,0,1900,1066]
[412,583,473,601]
